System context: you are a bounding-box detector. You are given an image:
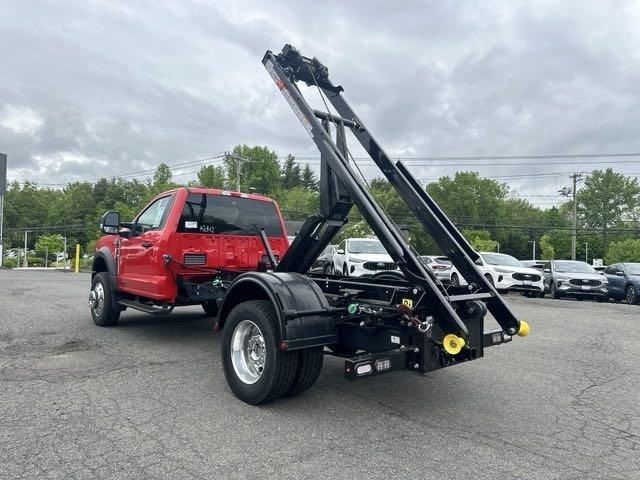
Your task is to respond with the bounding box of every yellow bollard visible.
[75,244,80,273]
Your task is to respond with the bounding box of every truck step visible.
[118,299,174,315]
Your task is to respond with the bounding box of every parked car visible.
[478,252,544,296]
[332,238,398,277]
[310,244,337,274]
[543,260,608,301]
[604,263,640,304]
[420,255,467,286]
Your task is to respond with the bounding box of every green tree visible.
[427,172,508,225]
[153,163,173,186]
[577,169,640,248]
[301,164,318,191]
[196,165,226,188]
[281,154,302,190]
[35,234,65,262]
[275,187,319,220]
[463,229,497,252]
[226,145,281,194]
[539,234,555,260]
[605,238,640,264]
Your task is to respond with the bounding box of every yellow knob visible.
[442,334,465,355]
[517,320,530,337]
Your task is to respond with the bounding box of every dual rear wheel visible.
[221,300,323,404]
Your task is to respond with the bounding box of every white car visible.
[420,256,468,286]
[332,238,398,277]
[478,252,544,296]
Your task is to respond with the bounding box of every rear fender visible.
[216,272,337,350]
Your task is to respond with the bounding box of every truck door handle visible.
[141,242,154,248]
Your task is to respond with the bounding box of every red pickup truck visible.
[90,187,289,326]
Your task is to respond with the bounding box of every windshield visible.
[625,263,640,275]
[554,261,595,273]
[481,253,522,267]
[178,193,283,236]
[348,240,387,254]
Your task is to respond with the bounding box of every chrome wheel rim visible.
[89,282,105,317]
[231,320,266,384]
[627,287,634,303]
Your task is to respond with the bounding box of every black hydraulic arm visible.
[264,47,469,336]
[265,45,523,336]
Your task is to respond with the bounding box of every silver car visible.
[543,260,608,301]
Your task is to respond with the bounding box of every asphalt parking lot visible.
[1,270,639,480]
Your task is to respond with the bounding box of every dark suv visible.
[604,263,640,304]
[543,260,608,301]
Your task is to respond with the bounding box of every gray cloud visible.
[1,0,640,205]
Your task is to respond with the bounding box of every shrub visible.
[2,258,17,269]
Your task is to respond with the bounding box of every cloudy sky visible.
[2,0,640,207]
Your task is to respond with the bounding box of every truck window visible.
[135,195,173,233]
[178,193,283,236]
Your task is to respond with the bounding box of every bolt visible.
[359,321,365,327]
[413,363,419,369]
[412,288,419,294]
[413,348,420,353]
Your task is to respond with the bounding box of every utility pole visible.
[559,173,583,260]
[585,242,588,264]
[224,152,252,192]
[528,240,536,260]
[0,153,6,268]
[23,230,29,267]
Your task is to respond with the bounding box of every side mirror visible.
[337,249,345,255]
[100,211,120,234]
[543,268,551,273]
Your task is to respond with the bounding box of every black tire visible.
[450,273,460,287]
[202,300,218,317]
[485,274,494,286]
[550,282,560,299]
[324,263,333,275]
[343,264,349,277]
[285,347,324,397]
[596,295,606,303]
[538,291,545,298]
[90,272,120,326]
[371,271,405,281]
[626,285,639,305]
[221,300,299,405]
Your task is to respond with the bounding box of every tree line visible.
[3,144,640,266]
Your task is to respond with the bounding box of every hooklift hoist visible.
[91,44,530,404]
[210,45,529,404]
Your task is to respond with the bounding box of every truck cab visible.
[90,187,289,325]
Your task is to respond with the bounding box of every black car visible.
[604,263,640,304]
[310,244,337,274]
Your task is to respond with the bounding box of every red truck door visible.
[117,194,174,298]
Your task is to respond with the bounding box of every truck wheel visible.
[343,264,349,277]
[89,272,120,326]
[286,347,324,397]
[450,273,460,286]
[202,301,218,317]
[221,300,299,405]
[626,285,639,305]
